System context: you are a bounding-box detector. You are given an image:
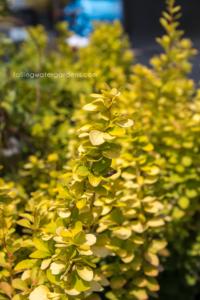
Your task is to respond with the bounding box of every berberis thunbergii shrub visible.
[0,85,169,300]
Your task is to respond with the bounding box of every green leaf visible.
[93,186,108,196]
[74,231,86,244]
[74,273,90,292]
[76,166,90,176]
[93,158,111,173]
[29,250,51,259]
[89,173,102,187]
[102,148,120,159]
[71,182,84,199]
[58,186,73,199]
[14,259,36,271]
[47,269,63,285]
[77,212,93,226]
[0,296,12,300]
[33,237,50,253]
[110,276,126,289]
[12,279,28,292]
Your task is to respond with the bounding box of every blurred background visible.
[1,0,200,80]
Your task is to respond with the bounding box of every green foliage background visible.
[1,0,200,299]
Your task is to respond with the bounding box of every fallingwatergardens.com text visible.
[13,72,97,78]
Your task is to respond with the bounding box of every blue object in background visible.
[63,0,123,36]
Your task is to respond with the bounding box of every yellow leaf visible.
[89,173,102,187]
[76,265,94,281]
[128,288,148,300]
[143,265,158,277]
[57,209,71,219]
[41,258,52,270]
[108,125,125,136]
[115,118,134,128]
[147,218,164,227]
[144,252,159,266]
[130,221,148,233]
[103,133,116,140]
[83,99,106,112]
[90,130,105,145]
[61,172,73,178]
[76,199,87,209]
[148,240,167,253]
[146,277,160,291]
[121,251,134,263]
[50,261,65,275]
[64,288,81,296]
[113,227,132,240]
[82,234,97,246]
[178,196,190,209]
[141,143,154,152]
[29,286,50,300]
[132,278,147,288]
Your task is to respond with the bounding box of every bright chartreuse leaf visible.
[76,166,90,177]
[88,173,102,187]
[12,279,28,291]
[14,259,36,271]
[108,125,126,136]
[76,198,87,209]
[29,250,51,259]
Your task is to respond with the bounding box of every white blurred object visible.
[9,27,27,42]
[3,137,21,157]
[7,0,30,10]
[66,34,89,48]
